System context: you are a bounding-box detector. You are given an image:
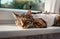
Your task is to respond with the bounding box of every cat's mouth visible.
[23,26,33,29]
[18,24,33,29]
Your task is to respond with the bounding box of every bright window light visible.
[1,0,13,4]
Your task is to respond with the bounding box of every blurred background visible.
[0,0,45,11]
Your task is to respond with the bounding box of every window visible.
[0,0,45,11]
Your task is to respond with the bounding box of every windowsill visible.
[0,24,60,38]
[0,8,41,13]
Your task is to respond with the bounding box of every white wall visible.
[0,8,40,20]
[0,9,28,23]
[44,0,60,14]
[54,0,60,13]
[0,11,14,20]
[44,0,52,12]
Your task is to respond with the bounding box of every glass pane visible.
[0,0,45,11]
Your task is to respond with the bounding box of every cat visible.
[12,10,47,29]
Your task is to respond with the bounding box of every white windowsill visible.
[0,8,41,13]
[0,24,60,38]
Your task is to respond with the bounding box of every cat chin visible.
[17,26,24,29]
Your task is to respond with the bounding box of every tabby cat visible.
[12,10,47,29]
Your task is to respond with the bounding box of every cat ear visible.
[26,10,32,15]
[12,12,18,19]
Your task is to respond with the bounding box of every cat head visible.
[12,10,34,28]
